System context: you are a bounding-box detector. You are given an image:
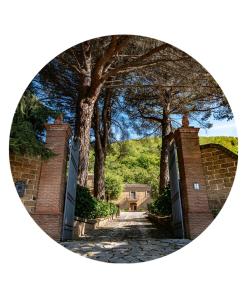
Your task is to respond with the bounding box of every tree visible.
[105,173,123,200]
[92,89,112,199]
[123,68,229,192]
[31,35,190,187]
[10,91,57,159]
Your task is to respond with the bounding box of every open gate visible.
[61,137,80,241]
[168,140,185,238]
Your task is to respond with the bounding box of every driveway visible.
[61,212,190,263]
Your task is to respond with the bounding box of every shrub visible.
[75,186,97,219]
[75,185,119,219]
[105,173,123,200]
[147,185,172,216]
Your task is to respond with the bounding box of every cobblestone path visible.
[61,212,190,263]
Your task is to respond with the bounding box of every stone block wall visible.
[200,144,238,215]
[9,153,42,213]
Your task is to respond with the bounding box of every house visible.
[116,183,152,211]
[87,174,152,211]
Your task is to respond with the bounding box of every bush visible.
[105,173,123,200]
[75,185,119,219]
[75,186,97,219]
[147,185,172,216]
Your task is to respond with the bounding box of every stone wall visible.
[200,144,238,215]
[9,153,42,213]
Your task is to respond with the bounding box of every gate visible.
[61,137,80,241]
[168,139,185,238]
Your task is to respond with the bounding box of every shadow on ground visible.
[61,212,190,263]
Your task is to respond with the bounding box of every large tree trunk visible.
[93,89,112,199]
[76,38,128,187]
[93,143,105,199]
[159,104,171,194]
[78,100,95,187]
[93,102,106,199]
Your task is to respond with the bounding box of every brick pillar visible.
[32,117,72,241]
[174,126,213,239]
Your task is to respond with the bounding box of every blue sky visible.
[127,117,238,140]
[198,119,237,137]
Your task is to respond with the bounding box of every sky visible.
[118,116,238,141]
[197,118,237,137]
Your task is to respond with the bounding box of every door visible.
[130,203,137,211]
[168,140,185,238]
[61,138,80,241]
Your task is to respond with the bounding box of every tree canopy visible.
[10,91,57,159]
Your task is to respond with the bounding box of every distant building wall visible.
[200,144,238,215]
[116,184,152,211]
[9,153,42,213]
[86,175,152,211]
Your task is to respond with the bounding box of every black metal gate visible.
[61,137,80,241]
[168,140,185,238]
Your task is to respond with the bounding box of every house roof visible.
[125,183,150,188]
[124,183,151,191]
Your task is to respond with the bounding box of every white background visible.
[0,1,250,299]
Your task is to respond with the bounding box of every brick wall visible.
[10,153,42,213]
[200,144,238,215]
[32,122,71,241]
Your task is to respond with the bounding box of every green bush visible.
[105,173,123,200]
[75,186,97,219]
[147,185,172,216]
[75,185,119,219]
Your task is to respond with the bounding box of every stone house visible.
[115,183,152,211]
[86,174,152,211]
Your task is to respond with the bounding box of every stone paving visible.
[61,212,190,263]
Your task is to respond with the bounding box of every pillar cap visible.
[175,126,200,134]
[44,122,72,138]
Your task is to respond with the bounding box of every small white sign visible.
[193,183,200,190]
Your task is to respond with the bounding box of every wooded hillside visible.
[89,136,238,199]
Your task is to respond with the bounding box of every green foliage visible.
[88,135,238,201]
[75,186,97,219]
[75,185,119,219]
[199,136,238,154]
[105,173,123,200]
[10,92,58,159]
[147,185,172,216]
[89,137,161,199]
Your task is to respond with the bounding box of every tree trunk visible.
[93,144,105,199]
[93,102,106,199]
[93,89,112,199]
[78,100,95,186]
[159,105,172,194]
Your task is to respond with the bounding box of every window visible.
[146,191,150,198]
[130,191,136,199]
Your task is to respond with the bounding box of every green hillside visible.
[89,136,238,199]
[199,136,238,154]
